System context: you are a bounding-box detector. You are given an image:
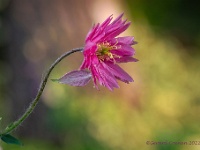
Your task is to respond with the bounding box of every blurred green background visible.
[0,0,200,150]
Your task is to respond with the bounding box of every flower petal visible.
[104,22,131,40]
[111,45,135,56]
[103,63,133,83]
[86,23,100,42]
[114,56,139,63]
[100,15,113,29]
[91,63,119,90]
[110,36,136,45]
[110,13,124,25]
[57,70,92,86]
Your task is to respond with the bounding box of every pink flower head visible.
[57,14,138,90]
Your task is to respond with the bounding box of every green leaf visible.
[1,134,23,146]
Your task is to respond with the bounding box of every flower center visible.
[96,42,115,60]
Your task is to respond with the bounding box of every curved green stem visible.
[1,47,83,135]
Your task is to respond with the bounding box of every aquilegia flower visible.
[1,14,137,146]
[57,13,138,90]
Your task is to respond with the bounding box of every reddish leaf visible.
[55,70,92,86]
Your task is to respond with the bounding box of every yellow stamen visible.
[96,42,118,61]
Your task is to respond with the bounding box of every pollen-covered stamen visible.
[96,42,120,61]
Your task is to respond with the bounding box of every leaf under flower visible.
[53,70,92,86]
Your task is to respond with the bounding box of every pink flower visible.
[58,14,138,90]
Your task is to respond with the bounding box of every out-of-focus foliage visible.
[1,0,200,150]
[126,0,200,54]
[0,0,12,126]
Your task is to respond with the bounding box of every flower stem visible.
[1,47,83,135]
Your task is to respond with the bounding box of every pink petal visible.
[111,45,135,56]
[100,15,113,29]
[90,66,98,89]
[110,13,124,25]
[103,63,133,83]
[92,31,106,43]
[106,22,131,40]
[86,23,100,42]
[114,56,138,63]
[91,16,114,42]
[110,36,136,45]
[91,63,119,90]
[57,70,92,86]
